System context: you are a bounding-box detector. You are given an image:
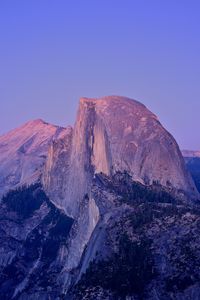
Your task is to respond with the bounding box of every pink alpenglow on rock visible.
[43,96,198,216]
[0,119,66,198]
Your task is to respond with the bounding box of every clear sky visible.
[0,0,200,149]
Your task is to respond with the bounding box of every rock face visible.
[44,96,197,217]
[0,119,66,199]
[76,96,195,192]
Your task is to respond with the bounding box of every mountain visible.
[0,96,200,300]
[0,119,67,199]
[43,96,197,217]
[182,150,200,193]
[41,96,198,293]
[182,150,200,158]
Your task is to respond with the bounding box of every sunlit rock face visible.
[55,96,197,216]
[0,119,66,199]
[80,96,195,190]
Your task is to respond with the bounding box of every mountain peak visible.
[25,118,47,126]
[0,119,67,198]
[21,118,57,130]
[80,95,147,108]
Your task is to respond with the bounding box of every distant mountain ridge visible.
[182,150,200,158]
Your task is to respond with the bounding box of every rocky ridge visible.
[0,119,67,199]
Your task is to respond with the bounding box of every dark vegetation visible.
[165,234,200,293]
[74,234,154,299]
[96,171,178,206]
[2,183,46,218]
[128,202,178,231]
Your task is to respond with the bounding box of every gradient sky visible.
[0,1,200,149]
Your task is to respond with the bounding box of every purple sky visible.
[0,1,200,149]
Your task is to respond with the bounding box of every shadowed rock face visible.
[0,184,74,300]
[0,119,67,199]
[70,173,200,300]
[44,96,196,217]
[182,150,200,193]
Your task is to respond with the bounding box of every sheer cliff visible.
[43,96,197,217]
